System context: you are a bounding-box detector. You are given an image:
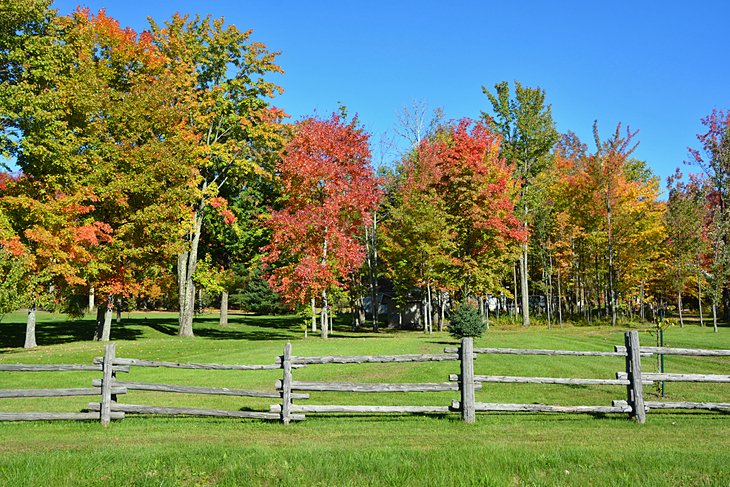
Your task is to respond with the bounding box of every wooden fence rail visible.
[89,351,305,423]
[1,332,727,425]
[0,343,125,425]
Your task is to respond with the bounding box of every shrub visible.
[448,302,486,338]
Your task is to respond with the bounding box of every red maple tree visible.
[263,114,381,337]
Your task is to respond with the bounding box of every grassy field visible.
[0,311,728,486]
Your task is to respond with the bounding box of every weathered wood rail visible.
[88,349,305,422]
[614,342,730,412]
[1,332,727,426]
[0,343,127,424]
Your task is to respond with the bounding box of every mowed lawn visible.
[0,311,728,486]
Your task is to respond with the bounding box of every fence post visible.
[281,342,292,425]
[460,336,476,423]
[624,331,646,424]
[100,342,116,426]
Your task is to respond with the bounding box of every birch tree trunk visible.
[557,268,563,328]
[640,280,645,321]
[439,292,445,332]
[88,287,95,313]
[320,233,329,339]
[219,291,229,326]
[24,304,37,349]
[520,246,530,327]
[311,297,317,333]
[427,282,433,334]
[320,290,329,339]
[697,258,704,327]
[512,262,518,321]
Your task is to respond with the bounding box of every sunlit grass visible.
[0,311,728,485]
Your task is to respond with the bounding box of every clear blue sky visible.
[51,0,730,190]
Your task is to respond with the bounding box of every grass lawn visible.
[0,311,728,486]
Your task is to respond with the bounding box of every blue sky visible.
[51,0,730,190]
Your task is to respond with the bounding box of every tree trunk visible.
[712,301,718,333]
[557,268,563,328]
[115,297,122,324]
[24,304,37,349]
[311,297,317,333]
[88,287,95,313]
[357,296,366,330]
[512,262,518,321]
[320,290,329,339]
[93,296,113,341]
[177,209,204,338]
[439,292,445,332]
[697,259,704,327]
[219,290,229,326]
[520,246,530,327]
[427,282,433,334]
[677,290,684,328]
[640,280,645,321]
[94,305,104,341]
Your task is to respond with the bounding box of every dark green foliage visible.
[447,302,486,338]
[229,266,289,315]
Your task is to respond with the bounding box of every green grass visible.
[0,311,728,486]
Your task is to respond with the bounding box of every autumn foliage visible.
[263,114,381,305]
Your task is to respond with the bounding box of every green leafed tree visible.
[148,14,286,337]
[482,81,558,326]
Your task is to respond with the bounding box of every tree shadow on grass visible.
[0,316,145,351]
[194,315,300,341]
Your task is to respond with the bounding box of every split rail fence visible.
[0,331,727,426]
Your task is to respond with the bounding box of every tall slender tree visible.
[482,81,558,326]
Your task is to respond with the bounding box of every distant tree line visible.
[1,1,728,347]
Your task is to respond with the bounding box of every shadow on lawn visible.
[0,312,310,350]
[0,315,144,351]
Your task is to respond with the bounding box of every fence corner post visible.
[624,331,646,424]
[460,336,476,423]
[281,342,292,425]
[100,342,116,426]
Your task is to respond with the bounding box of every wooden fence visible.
[0,331,727,425]
[0,343,128,424]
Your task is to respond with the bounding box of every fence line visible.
[1,332,728,425]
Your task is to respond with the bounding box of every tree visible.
[551,124,664,325]
[148,14,286,337]
[381,119,525,329]
[482,81,558,326]
[380,140,457,332]
[665,171,706,327]
[0,4,117,346]
[1,6,202,342]
[263,114,381,338]
[0,180,26,320]
[687,108,730,325]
